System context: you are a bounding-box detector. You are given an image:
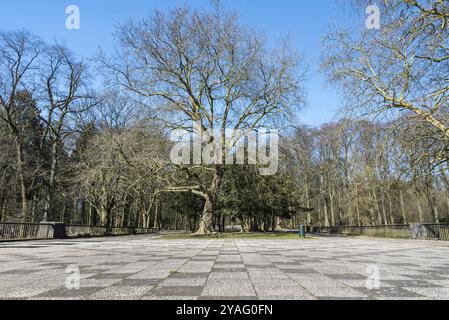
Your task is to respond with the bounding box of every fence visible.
[409,223,449,241]
[0,222,54,241]
[311,223,449,241]
[0,222,158,242]
[65,225,158,238]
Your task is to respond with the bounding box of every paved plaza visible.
[1,235,449,300]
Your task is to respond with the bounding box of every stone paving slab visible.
[1,235,449,300]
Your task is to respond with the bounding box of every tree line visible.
[1,1,448,233]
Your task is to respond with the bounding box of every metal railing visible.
[0,222,54,241]
[0,222,158,242]
[411,223,449,241]
[311,223,449,241]
[65,225,158,238]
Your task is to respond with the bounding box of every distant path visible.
[1,236,449,300]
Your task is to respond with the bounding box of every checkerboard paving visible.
[1,235,449,300]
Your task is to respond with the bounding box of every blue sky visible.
[0,0,363,126]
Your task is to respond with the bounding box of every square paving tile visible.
[114,279,161,286]
[150,286,204,297]
[36,287,104,298]
[159,277,207,287]
[87,273,136,280]
[356,286,426,298]
[202,279,255,297]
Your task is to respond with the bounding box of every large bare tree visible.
[100,4,304,233]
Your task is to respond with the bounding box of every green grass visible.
[157,232,315,240]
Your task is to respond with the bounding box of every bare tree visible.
[38,44,97,221]
[100,3,304,233]
[323,0,449,158]
[0,31,43,218]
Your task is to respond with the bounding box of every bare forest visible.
[1,0,449,234]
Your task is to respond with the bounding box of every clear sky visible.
[0,0,363,126]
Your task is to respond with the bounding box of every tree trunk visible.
[15,142,28,219]
[380,189,388,225]
[1,197,6,222]
[275,216,281,231]
[416,192,424,223]
[88,205,92,226]
[355,184,361,226]
[373,191,383,225]
[153,197,159,229]
[432,194,440,223]
[197,196,214,234]
[317,197,322,226]
[196,165,224,235]
[99,207,109,226]
[323,195,330,227]
[80,200,86,225]
[328,186,335,225]
[60,200,66,223]
[44,142,58,221]
[399,189,407,224]
[386,192,395,225]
